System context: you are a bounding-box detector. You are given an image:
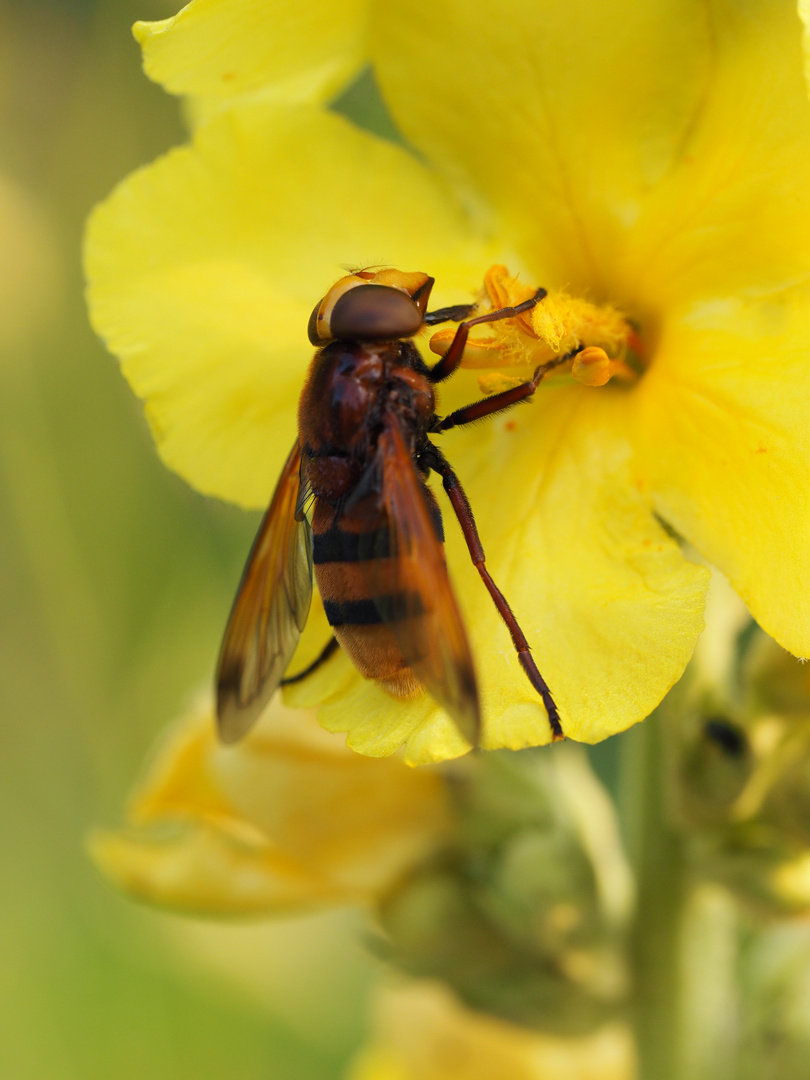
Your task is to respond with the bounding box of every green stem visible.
[620,714,687,1080]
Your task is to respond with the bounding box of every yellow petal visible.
[634,285,810,657]
[134,0,370,113]
[626,1,810,313]
[374,1,810,313]
[85,102,497,508]
[277,600,469,764]
[372,0,717,291]
[447,384,709,748]
[89,820,342,915]
[801,0,810,98]
[348,982,636,1080]
[89,694,449,913]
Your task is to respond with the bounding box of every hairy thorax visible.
[298,340,435,502]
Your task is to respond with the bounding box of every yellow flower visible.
[347,981,636,1080]
[86,0,810,763]
[91,696,634,1039]
[89,693,449,914]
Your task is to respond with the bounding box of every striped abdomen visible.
[312,497,443,698]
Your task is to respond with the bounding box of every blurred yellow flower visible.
[86,0,810,762]
[347,981,635,1080]
[89,693,449,914]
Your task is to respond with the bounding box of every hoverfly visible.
[216,268,563,747]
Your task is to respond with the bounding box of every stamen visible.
[428,265,639,392]
[477,372,525,395]
[572,347,635,387]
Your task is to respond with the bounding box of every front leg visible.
[427,288,547,384]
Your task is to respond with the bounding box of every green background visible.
[0,2,375,1076]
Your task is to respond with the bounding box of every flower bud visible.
[376,748,632,1034]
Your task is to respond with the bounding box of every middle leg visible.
[433,345,584,434]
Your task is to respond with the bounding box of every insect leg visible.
[422,445,563,740]
[427,288,547,384]
[423,302,477,326]
[434,346,584,433]
[280,636,340,685]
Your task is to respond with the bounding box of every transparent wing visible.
[216,440,313,743]
[362,413,480,745]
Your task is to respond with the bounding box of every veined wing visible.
[216,440,313,743]
[362,413,480,745]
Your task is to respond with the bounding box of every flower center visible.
[428,265,642,395]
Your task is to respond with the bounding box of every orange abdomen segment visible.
[329,623,422,699]
[312,501,423,697]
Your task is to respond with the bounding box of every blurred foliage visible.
[0,1,374,1076]
[378,748,631,1038]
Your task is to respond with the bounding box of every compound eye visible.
[308,297,328,345]
[330,284,423,341]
